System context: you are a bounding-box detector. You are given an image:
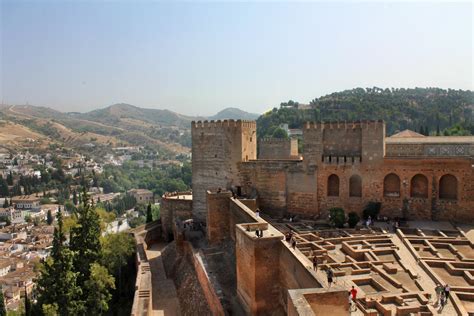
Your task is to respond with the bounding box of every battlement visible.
[304,120,385,130]
[192,119,257,129]
[259,137,292,143]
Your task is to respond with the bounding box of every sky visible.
[1,1,472,116]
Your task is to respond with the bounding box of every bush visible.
[362,202,381,220]
[329,207,346,228]
[347,212,360,228]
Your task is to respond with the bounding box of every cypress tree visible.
[47,209,53,225]
[69,190,102,284]
[146,203,153,223]
[35,208,84,315]
[0,285,6,316]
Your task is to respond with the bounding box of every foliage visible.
[101,233,135,276]
[0,216,11,226]
[329,207,346,228]
[442,123,472,136]
[347,212,360,228]
[362,202,382,220]
[35,209,84,315]
[146,203,153,223]
[97,162,191,197]
[0,285,6,316]
[69,192,102,284]
[84,264,115,314]
[46,210,53,225]
[271,127,289,139]
[257,88,473,138]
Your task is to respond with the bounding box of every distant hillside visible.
[257,87,474,138]
[0,103,260,156]
[208,107,259,120]
[78,103,195,128]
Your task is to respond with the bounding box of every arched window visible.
[439,174,458,200]
[410,174,428,198]
[327,174,340,197]
[384,173,400,197]
[349,175,362,197]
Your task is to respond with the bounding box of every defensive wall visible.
[160,191,193,241]
[258,137,299,160]
[190,119,474,222]
[206,191,322,314]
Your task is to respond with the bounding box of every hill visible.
[257,87,474,138]
[208,107,259,120]
[0,103,259,157]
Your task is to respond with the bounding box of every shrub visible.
[329,207,346,228]
[347,212,360,228]
[363,202,381,220]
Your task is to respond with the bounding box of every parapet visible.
[304,120,385,130]
[191,119,257,129]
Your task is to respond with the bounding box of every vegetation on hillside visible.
[257,87,473,137]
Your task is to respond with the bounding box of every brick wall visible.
[258,138,299,159]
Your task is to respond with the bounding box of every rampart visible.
[206,191,323,314]
[160,191,192,241]
[258,137,299,160]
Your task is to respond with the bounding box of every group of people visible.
[435,284,451,307]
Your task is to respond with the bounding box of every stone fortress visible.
[192,119,473,222]
[133,119,474,316]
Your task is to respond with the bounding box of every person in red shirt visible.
[350,286,357,300]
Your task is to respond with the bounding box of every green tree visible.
[72,191,78,206]
[35,209,84,315]
[101,233,135,300]
[347,212,360,228]
[46,210,53,225]
[0,176,9,198]
[362,202,381,220]
[0,285,6,316]
[69,191,102,284]
[146,203,153,223]
[329,207,346,228]
[84,264,115,314]
[271,127,289,139]
[6,172,13,186]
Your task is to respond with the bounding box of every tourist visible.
[348,291,352,311]
[255,209,260,218]
[292,239,297,250]
[285,232,291,243]
[350,286,357,301]
[444,284,451,304]
[255,229,260,238]
[326,268,334,287]
[435,284,444,305]
[312,255,318,271]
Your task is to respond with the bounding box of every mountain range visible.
[0,103,259,156]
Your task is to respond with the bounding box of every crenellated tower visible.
[191,120,257,222]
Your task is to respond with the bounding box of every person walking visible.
[350,286,357,301]
[292,238,297,250]
[326,268,334,288]
[312,255,318,271]
[435,284,444,306]
[444,284,451,304]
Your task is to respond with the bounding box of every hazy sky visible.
[1,1,472,115]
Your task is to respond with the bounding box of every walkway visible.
[146,243,181,316]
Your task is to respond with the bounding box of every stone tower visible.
[191,120,257,222]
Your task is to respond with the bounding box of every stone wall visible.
[258,138,299,159]
[160,192,193,241]
[239,160,318,217]
[207,191,232,245]
[316,158,474,221]
[192,120,256,222]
